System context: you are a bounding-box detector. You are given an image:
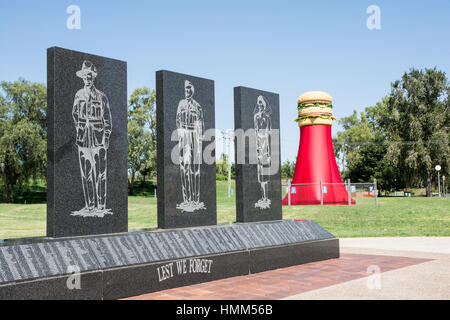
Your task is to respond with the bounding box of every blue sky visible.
[1,0,449,162]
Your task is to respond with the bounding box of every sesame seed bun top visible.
[297,91,333,105]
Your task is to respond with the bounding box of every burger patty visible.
[299,112,332,117]
[298,99,331,104]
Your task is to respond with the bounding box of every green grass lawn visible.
[0,181,449,239]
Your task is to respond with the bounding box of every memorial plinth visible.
[0,220,339,300]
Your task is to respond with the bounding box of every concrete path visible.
[126,237,450,300]
[340,237,450,254]
[283,237,450,300]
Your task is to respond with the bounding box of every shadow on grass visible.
[129,180,157,197]
[1,180,158,204]
[0,184,47,204]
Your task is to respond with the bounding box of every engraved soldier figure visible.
[254,95,272,209]
[176,80,205,212]
[72,60,113,217]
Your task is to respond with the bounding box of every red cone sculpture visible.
[282,91,355,205]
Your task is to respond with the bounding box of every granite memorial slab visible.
[0,220,338,299]
[234,86,282,223]
[47,47,128,237]
[102,250,250,299]
[156,70,217,229]
[248,238,339,273]
[0,270,103,300]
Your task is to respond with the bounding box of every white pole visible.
[320,178,323,206]
[220,130,228,197]
[374,178,378,206]
[438,171,441,198]
[443,176,446,197]
[227,130,232,198]
[348,179,351,206]
[288,180,291,206]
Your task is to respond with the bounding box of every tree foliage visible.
[375,68,449,196]
[281,160,295,179]
[216,153,236,180]
[333,110,375,173]
[0,79,47,202]
[127,87,156,195]
[216,153,229,176]
[334,68,449,195]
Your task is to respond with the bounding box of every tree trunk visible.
[2,155,17,203]
[130,171,135,195]
[426,174,432,197]
[4,182,14,203]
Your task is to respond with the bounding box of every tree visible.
[0,79,47,202]
[333,98,404,192]
[376,68,449,196]
[281,160,295,179]
[230,162,236,180]
[332,110,375,174]
[216,153,228,176]
[345,135,404,192]
[127,87,156,195]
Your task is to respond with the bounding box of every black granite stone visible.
[0,239,101,284]
[102,251,249,300]
[0,220,339,299]
[234,87,282,223]
[47,47,128,237]
[0,220,333,284]
[248,238,340,273]
[156,70,217,229]
[0,271,103,300]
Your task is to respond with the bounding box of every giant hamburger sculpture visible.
[295,91,336,127]
[282,91,355,205]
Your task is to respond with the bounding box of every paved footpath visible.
[125,237,450,300]
[284,237,450,300]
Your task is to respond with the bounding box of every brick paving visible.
[124,253,431,300]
